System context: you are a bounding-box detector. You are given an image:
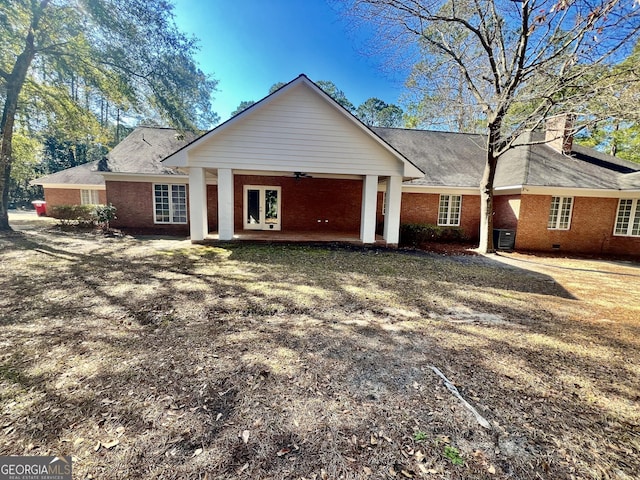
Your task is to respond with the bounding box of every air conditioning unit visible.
[493,229,516,251]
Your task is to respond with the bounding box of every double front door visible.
[243,185,281,230]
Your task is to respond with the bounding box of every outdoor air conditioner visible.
[493,229,516,251]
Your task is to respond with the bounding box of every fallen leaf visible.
[276,448,291,457]
[488,465,496,474]
[370,434,378,445]
[345,456,356,462]
[216,413,223,422]
[363,466,372,475]
[389,466,397,476]
[93,441,101,452]
[103,439,119,449]
[192,448,203,457]
[241,430,250,444]
[321,468,328,479]
[401,470,414,478]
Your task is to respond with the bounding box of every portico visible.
[163,74,423,246]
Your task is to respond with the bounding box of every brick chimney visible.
[545,114,575,155]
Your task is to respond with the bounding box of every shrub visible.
[399,223,467,247]
[95,203,117,230]
[49,205,97,226]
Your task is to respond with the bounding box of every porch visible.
[201,230,388,246]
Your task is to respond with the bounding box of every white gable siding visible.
[188,83,405,176]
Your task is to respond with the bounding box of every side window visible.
[438,194,461,226]
[81,189,100,205]
[548,196,573,230]
[614,199,640,236]
[154,184,187,224]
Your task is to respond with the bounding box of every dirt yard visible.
[1,212,639,479]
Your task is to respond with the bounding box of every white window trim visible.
[613,198,640,237]
[438,194,462,227]
[548,196,574,230]
[80,189,100,205]
[153,183,188,225]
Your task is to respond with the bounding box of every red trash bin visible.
[32,200,47,216]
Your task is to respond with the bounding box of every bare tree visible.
[347,0,640,252]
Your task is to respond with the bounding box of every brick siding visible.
[516,194,640,256]
[106,181,188,234]
[493,195,520,229]
[399,192,481,242]
[43,188,107,210]
[233,175,363,232]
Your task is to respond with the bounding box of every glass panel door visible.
[265,189,279,225]
[244,186,281,230]
[246,189,261,227]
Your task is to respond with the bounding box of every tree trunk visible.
[477,122,501,254]
[0,1,49,230]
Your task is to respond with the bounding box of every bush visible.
[49,205,97,226]
[399,223,467,247]
[95,203,117,230]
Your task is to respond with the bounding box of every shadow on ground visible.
[1,224,638,479]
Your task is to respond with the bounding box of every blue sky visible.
[172,0,408,123]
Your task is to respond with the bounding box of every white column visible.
[188,167,208,242]
[383,175,402,246]
[217,168,234,240]
[360,174,378,244]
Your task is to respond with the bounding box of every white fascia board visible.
[401,185,480,195]
[494,185,524,195]
[100,172,189,184]
[37,183,106,190]
[523,185,640,198]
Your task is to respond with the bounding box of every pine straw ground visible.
[1,216,639,479]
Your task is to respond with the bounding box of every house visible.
[32,74,640,257]
[30,160,106,208]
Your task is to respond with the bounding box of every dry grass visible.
[1,214,639,479]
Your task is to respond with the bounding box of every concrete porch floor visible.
[203,230,388,246]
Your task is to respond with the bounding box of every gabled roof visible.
[163,74,424,178]
[31,160,104,187]
[98,127,197,174]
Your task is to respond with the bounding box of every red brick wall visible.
[493,195,520,229]
[516,194,640,256]
[233,175,362,232]
[43,188,107,210]
[399,192,481,241]
[106,181,189,234]
[44,188,81,208]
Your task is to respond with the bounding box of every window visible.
[80,189,100,205]
[438,194,461,226]
[548,196,573,230]
[154,184,187,224]
[614,199,640,237]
